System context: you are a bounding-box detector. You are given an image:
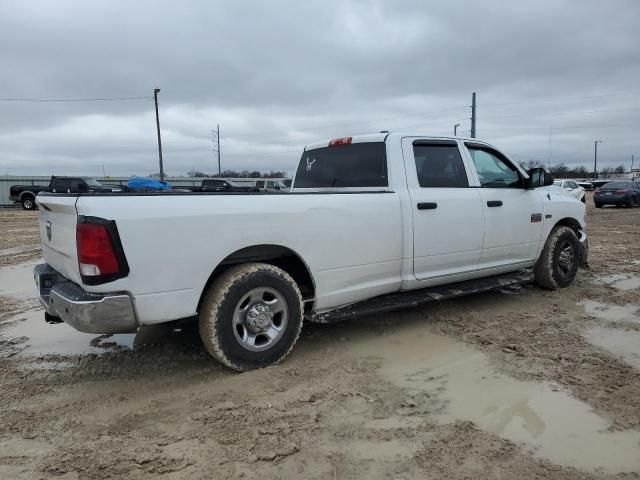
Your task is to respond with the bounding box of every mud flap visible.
[579,238,589,270]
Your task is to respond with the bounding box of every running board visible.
[310,270,534,324]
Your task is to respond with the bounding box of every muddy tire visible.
[199,262,303,371]
[534,226,580,290]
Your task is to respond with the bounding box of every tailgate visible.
[37,195,82,284]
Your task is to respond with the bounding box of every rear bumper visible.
[594,194,629,204]
[34,263,138,334]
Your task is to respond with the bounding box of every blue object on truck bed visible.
[127,177,172,191]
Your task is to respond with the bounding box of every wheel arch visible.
[19,190,36,200]
[553,217,582,235]
[197,244,316,315]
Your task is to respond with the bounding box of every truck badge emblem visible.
[46,221,52,241]
[306,158,316,172]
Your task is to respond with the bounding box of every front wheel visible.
[199,263,303,371]
[534,226,580,290]
[594,203,602,208]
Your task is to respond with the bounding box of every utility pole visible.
[216,124,221,176]
[470,92,477,138]
[593,140,602,179]
[212,127,221,176]
[454,123,460,136]
[153,88,164,182]
[548,126,552,169]
[631,154,634,172]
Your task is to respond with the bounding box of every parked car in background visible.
[553,180,586,202]
[9,176,122,210]
[34,133,587,371]
[255,179,289,192]
[188,179,257,192]
[576,181,593,191]
[593,181,640,208]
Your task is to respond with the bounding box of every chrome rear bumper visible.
[34,264,138,334]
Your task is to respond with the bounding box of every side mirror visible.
[527,167,554,188]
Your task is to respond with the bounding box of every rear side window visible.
[413,143,468,188]
[295,142,387,188]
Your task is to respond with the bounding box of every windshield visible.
[602,182,632,189]
[295,142,387,188]
[82,177,103,186]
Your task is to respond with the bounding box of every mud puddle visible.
[0,260,40,299]
[345,319,640,474]
[579,299,640,324]
[584,326,640,370]
[596,273,640,291]
[1,309,202,360]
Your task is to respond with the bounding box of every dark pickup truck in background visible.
[9,176,122,209]
[185,179,257,192]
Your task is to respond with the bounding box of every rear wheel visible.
[199,262,303,371]
[594,203,602,208]
[21,196,36,210]
[534,226,580,290]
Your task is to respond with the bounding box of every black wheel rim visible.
[557,240,575,279]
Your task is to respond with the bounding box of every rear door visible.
[463,143,544,268]
[402,138,484,281]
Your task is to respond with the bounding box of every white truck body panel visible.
[36,133,587,328]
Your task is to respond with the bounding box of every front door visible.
[402,138,485,282]
[463,143,545,268]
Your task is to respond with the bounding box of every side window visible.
[255,181,265,188]
[467,146,521,188]
[73,179,87,191]
[412,143,468,188]
[267,181,275,189]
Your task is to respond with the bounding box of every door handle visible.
[487,200,503,207]
[417,202,438,210]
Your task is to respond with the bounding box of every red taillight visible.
[616,189,629,194]
[76,223,119,276]
[329,136,352,146]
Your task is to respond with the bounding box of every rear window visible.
[294,142,388,188]
[203,180,225,187]
[602,182,632,189]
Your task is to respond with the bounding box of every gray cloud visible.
[1,0,639,176]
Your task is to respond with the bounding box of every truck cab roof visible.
[303,132,493,152]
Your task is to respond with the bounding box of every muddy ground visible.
[1,195,639,479]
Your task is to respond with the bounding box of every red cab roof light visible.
[329,136,352,147]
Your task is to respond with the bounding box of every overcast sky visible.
[0,0,639,177]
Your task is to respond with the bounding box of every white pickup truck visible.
[34,133,588,371]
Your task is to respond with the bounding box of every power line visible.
[480,91,640,108]
[0,96,153,102]
[481,122,640,132]
[480,106,640,121]
[224,105,469,138]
